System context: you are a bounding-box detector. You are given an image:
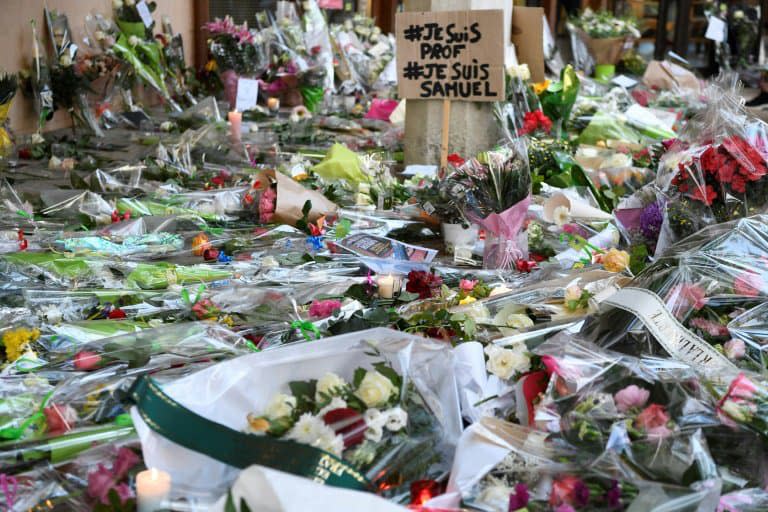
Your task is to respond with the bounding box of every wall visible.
[0,0,196,134]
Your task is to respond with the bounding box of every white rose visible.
[364,422,383,442]
[485,345,531,380]
[264,393,297,420]
[734,10,745,19]
[58,54,73,68]
[125,0,136,6]
[564,285,583,303]
[355,370,397,408]
[315,372,347,401]
[31,133,45,145]
[505,313,534,329]
[128,35,140,47]
[113,0,123,8]
[384,407,408,432]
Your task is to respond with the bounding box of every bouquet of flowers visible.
[204,16,265,109]
[568,9,640,69]
[656,77,768,247]
[132,328,461,502]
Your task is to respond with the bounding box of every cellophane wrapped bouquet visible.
[444,143,532,271]
[656,75,768,253]
[132,328,461,503]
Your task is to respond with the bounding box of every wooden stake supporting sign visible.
[440,99,451,170]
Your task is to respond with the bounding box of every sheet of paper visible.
[402,164,438,177]
[705,16,726,43]
[235,78,259,112]
[137,1,153,28]
[611,74,638,89]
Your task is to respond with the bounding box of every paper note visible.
[705,16,726,43]
[137,1,153,28]
[235,78,259,112]
[611,74,638,89]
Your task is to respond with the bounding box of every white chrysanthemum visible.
[484,344,531,380]
[287,413,326,444]
[264,393,297,420]
[384,407,408,432]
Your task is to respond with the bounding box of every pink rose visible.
[635,403,672,438]
[724,339,746,360]
[112,447,140,480]
[73,350,102,371]
[44,404,78,436]
[459,279,477,292]
[724,373,757,402]
[308,299,342,319]
[259,187,277,224]
[614,385,650,413]
[549,475,588,507]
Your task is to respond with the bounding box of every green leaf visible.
[353,367,367,388]
[373,362,403,391]
[225,491,237,512]
[396,291,420,302]
[302,200,312,218]
[240,498,253,512]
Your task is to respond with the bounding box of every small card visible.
[137,1,153,28]
[611,74,638,89]
[402,164,438,177]
[235,78,259,112]
[705,16,726,43]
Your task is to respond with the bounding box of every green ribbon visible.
[130,376,370,490]
[290,320,321,341]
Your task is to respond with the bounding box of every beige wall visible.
[0,0,196,134]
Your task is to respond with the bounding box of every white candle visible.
[136,468,171,512]
[377,274,401,299]
[228,110,242,142]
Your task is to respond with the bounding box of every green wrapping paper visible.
[125,263,233,290]
[312,144,370,185]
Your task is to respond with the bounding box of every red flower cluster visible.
[518,110,552,136]
[405,270,443,299]
[672,136,768,205]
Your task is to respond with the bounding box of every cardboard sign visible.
[395,10,504,101]
[235,78,259,112]
[511,7,545,83]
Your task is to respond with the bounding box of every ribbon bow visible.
[290,320,321,342]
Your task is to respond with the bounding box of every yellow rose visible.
[459,296,477,305]
[264,393,297,420]
[355,370,397,408]
[603,248,630,273]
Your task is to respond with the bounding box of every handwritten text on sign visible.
[395,10,504,101]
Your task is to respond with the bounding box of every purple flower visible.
[508,483,529,511]
[605,480,622,509]
[309,299,342,319]
[640,201,663,241]
[573,481,590,507]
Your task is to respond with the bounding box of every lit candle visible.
[377,274,400,299]
[136,468,171,512]
[267,97,280,112]
[228,110,242,142]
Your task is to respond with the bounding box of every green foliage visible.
[540,65,580,128]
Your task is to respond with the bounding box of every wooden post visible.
[440,99,451,170]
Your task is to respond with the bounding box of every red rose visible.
[73,350,102,371]
[322,408,366,448]
[447,153,465,168]
[734,272,764,297]
[107,308,127,319]
[689,184,717,205]
[520,370,549,426]
[550,475,586,507]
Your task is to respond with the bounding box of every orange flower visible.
[191,233,210,256]
[533,80,551,95]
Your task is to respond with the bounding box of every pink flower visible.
[549,475,584,507]
[73,350,102,371]
[112,447,140,480]
[734,272,765,297]
[459,279,477,292]
[723,373,757,402]
[554,506,576,512]
[308,299,342,319]
[112,483,133,504]
[724,339,747,360]
[87,465,117,504]
[614,385,650,413]
[634,404,672,438]
[718,493,755,512]
[666,284,708,317]
[689,317,730,337]
[259,187,277,224]
[44,404,78,436]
